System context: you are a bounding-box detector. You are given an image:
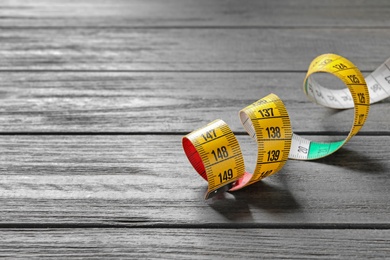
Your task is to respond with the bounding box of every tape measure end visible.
[205,181,235,200]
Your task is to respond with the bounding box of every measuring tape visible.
[182,54,390,199]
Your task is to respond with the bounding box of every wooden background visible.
[0,0,389,258]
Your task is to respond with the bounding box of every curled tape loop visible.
[182,53,390,199]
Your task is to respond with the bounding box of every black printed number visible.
[202,129,217,142]
[260,170,273,177]
[265,127,281,138]
[347,75,360,84]
[333,63,347,70]
[218,169,233,183]
[267,150,280,162]
[358,93,365,103]
[211,146,229,161]
[258,108,274,117]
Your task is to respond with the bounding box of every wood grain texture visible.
[1,72,388,133]
[1,1,389,257]
[1,28,389,71]
[0,135,388,226]
[0,228,389,259]
[2,0,390,28]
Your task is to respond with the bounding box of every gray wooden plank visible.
[0,28,389,71]
[0,72,388,133]
[0,228,388,259]
[1,1,388,258]
[2,0,390,28]
[0,135,388,225]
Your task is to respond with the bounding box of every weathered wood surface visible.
[0,135,388,225]
[0,229,389,259]
[2,0,390,28]
[1,28,389,71]
[0,72,388,133]
[1,0,390,258]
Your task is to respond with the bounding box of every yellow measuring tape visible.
[182,53,390,199]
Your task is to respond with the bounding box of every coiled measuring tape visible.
[182,53,390,199]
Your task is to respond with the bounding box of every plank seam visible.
[0,70,374,73]
[0,132,388,136]
[0,223,389,229]
[1,26,390,30]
